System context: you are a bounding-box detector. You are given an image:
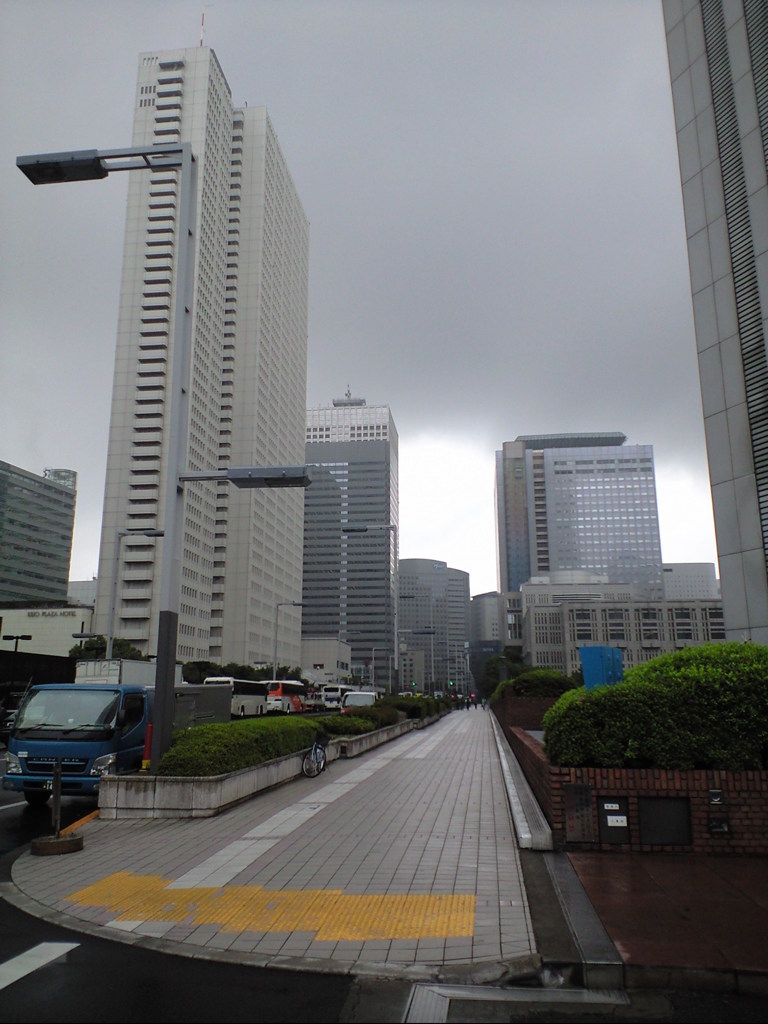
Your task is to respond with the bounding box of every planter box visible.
[99,717,421,819]
[495,717,768,855]
[494,688,560,729]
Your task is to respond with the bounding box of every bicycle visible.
[302,735,327,777]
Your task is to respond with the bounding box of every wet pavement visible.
[3,709,767,1021]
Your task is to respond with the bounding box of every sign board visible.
[564,784,594,843]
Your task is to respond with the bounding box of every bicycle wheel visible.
[316,746,327,773]
[302,750,320,777]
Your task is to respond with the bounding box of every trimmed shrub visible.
[348,702,400,728]
[543,642,768,770]
[390,695,441,719]
[321,714,375,736]
[490,668,576,704]
[157,716,318,777]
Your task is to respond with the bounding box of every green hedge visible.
[542,642,768,770]
[490,668,576,703]
[156,694,446,777]
[320,714,375,736]
[157,716,319,776]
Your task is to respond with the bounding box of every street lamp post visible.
[343,523,398,692]
[370,647,387,690]
[18,145,312,770]
[397,627,436,693]
[273,602,303,678]
[3,635,32,653]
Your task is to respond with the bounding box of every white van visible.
[340,690,376,713]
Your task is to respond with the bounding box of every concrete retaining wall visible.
[99,717,419,819]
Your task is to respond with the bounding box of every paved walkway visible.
[6,707,768,1012]
[9,711,539,980]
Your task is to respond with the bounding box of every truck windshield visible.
[15,690,121,731]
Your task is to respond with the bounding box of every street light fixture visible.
[18,144,312,770]
[3,635,32,652]
[273,602,303,678]
[343,523,399,691]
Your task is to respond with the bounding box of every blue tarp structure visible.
[579,645,623,689]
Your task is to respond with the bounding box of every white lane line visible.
[0,942,79,990]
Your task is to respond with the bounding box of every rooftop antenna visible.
[200,4,214,46]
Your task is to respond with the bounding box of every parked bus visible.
[203,677,268,718]
[265,679,306,714]
[321,683,352,711]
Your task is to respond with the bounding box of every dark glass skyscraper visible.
[303,396,398,680]
[0,462,76,604]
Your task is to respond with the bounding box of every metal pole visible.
[273,604,280,677]
[392,524,399,695]
[151,143,196,772]
[106,531,125,661]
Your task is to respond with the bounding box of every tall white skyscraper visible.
[94,47,309,667]
[664,1,768,641]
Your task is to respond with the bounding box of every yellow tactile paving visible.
[66,871,476,941]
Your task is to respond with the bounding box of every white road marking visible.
[0,942,79,990]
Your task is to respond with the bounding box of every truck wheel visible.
[24,791,50,807]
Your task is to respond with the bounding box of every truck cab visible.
[2,683,151,805]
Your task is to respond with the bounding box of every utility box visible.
[579,646,623,689]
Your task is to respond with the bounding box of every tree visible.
[68,636,147,661]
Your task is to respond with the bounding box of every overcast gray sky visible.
[0,0,718,596]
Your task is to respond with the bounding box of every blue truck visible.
[2,680,230,806]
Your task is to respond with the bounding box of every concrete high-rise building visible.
[303,395,398,682]
[94,47,309,666]
[663,562,720,601]
[399,558,471,695]
[495,433,664,598]
[0,462,76,604]
[519,574,725,674]
[664,1,768,641]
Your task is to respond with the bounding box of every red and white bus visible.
[265,680,306,714]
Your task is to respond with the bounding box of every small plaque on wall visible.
[564,784,594,843]
[598,797,631,844]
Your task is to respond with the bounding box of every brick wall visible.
[492,688,559,729]
[494,710,768,855]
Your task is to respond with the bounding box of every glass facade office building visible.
[0,462,76,604]
[303,397,398,680]
[399,558,471,695]
[496,433,664,599]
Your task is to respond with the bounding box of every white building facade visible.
[520,574,726,675]
[664,1,768,640]
[94,47,309,667]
